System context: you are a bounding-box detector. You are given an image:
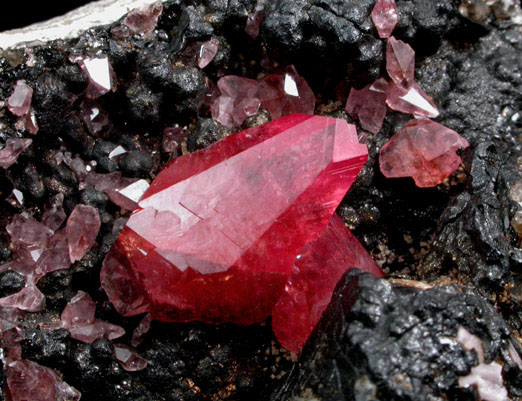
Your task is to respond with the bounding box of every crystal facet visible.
[371,0,398,38]
[6,360,81,401]
[113,343,148,371]
[272,214,383,353]
[123,2,163,34]
[59,291,125,344]
[345,81,387,134]
[80,100,109,133]
[0,138,32,169]
[386,37,415,91]
[66,205,101,262]
[197,38,219,69]
[7,80,33,117]
[257,66,315,120]
[101,114,369,327]
[386,81,440,118]
[379,119,469,187]
[245,0,267,39]
[211,76,261,128]
[72,56,115,99]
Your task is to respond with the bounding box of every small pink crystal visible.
[7,80,33,117]
[15,110,38,135]
[162,126,186,155]
[272,214,383,353]
[73,56,116,99]
[197,38,219,69]
[245,0,267,39]
[257,66,315,120]
[42,193,67,232]
[0,283,45,312]
[386,37,415,90]
[345,81,387,134]
[211,76,261,127]
[66,205,101,262]
[123,2,163,34]
[386,81,440,118]
[113,343,148,371]
[131,313,151,347]
[0,138,32,169]
[80,100,109,133]
[6,359,81,401]
[371,0,398,39]
[7,213,54,249]
[458,363,509,401]
[61,291,125,344]
[34,230,71,281]
[379,119,469,187]
[0,322,23,361]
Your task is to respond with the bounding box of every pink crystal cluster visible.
[0,138,33,169]
[42,291,124,344]
[210,65,315,128]
[0,201,100,312]
[101,114,383,353]
[1,309,80,400]
[6,79,39,136]
[345,0,470,187]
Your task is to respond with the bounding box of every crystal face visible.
[386,37,415,91]
[371,0,398,39]
[272,213,383,353]
[345,81,387,134]
[7,80,33,117]
[101,114,371,330]
[379,119,469,187]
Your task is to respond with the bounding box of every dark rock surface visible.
[0,0,520,400]
[272,270,521,401]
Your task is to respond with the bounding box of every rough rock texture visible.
[272,270,521,400]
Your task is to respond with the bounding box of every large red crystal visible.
[272,213,383,353]
[101,114,370,328]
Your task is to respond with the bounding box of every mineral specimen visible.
[113,343,148,371]
[345,81,387,134]
[72,55,115,99]
[58,291,125,344]
[379,119,469,187]
[257,66,315,120]
[211,75,261,128]
[66,205,101,262]
[386,81,440,118]
[371,0,398,39]
[101,114,377,349]
[272,214,383,353]
[123,2,163,34]
[386,37,415,91]
[0,138,32,169]
[7,80,33,116]
[6,359,81,401]
[245,0,267,39]
[197,38,219,69]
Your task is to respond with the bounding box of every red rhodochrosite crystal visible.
[379,119,470,187]
[113,344,148,371]
[245,0,267,39]
[371,0,398,39]
[101,114,369,328]
[386,37,415,91]
[197,38,219,69]
[272,213,383,353]
[7,80,33,117]
[123,2,163,34]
